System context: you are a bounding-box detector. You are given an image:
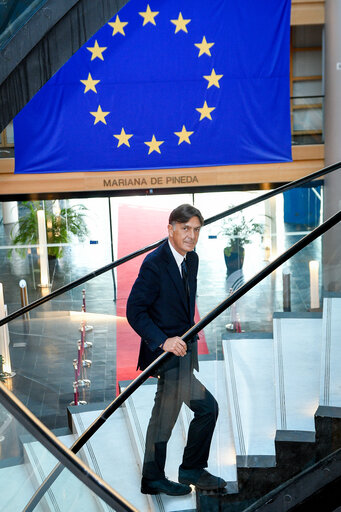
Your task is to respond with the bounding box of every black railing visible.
[0,160,340,329]
[22,208,341,511]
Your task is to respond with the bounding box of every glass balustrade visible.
[0,175,337,426]
[196,179,326,334]
[0,399,131,511]
[0,275,117,431]
[0,168,340,510]
[11,212,336,511]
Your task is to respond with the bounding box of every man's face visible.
[168,216,202,256]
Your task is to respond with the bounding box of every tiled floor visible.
[0,200,321,443]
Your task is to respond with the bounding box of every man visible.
[127,204,226,496]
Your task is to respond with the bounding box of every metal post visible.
[19,280,30,320]
[79,291,93,332]
[309,260,320,310]
[37,210,50,289]
[108,198,117,302]
[282,270,291,312]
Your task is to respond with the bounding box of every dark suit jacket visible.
[126,240,199,372]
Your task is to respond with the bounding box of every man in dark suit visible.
[127,204,226,496]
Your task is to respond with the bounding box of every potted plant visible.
[220,211,264,276]
[10,200,88,259]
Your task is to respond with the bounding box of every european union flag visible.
[14,0,292,174]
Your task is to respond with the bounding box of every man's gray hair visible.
[169,204,204,227]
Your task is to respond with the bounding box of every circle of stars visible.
[80,4,223,155]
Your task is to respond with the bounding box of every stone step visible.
[23,433,103,511]
[320,296,341,407]
[273,312,322,435]
[222,334,276,468]
[71,407,151,511]
[0,461,45,511]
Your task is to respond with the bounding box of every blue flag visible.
[14,0,292,174]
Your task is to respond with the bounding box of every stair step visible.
[72,407,151,511]
[320,297,341,407]
[222,335,276,467]
[273,313,322,434]
[0,462,44,511]
[180,360,237,490]
[23,434,103,511]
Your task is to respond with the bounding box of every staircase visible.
[0,295,340,511]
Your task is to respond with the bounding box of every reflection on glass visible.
[0,1,48,49]
[0,399,130,511]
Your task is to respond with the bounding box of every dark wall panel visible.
[0,0,129,133]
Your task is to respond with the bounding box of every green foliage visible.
[220,211,264,251]
[10,200,89,259]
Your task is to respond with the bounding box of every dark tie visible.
[181,258,190,302]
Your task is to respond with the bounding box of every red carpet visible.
[116,204,209,388]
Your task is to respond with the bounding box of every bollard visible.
[282,270,291,312]
[0,284,14,377]
[309,260,320,310]
[79,338,92,349]
[71,380,79,406]
[19,280,30,320]
[234,313,242,333]
[71,290,94,406]
[79,290,93,332]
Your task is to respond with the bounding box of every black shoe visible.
[141,476,191,496]
[178,468,227,491]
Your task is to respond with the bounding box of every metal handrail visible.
[23,208,341,511]
[0,382,137,512]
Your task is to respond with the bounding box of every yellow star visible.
[144,135,164,154]
[174,125,194,145]
[87,40,107,61]
[114,128,133,147]
[90,105,110,125]
[203,68,223,88]
[170,12,191,33]
[80,73,100,93]
[194,36,214,57]
[196,101,216,121]
[139,4,159,26]
[108,15,128,36]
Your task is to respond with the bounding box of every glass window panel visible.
[293,80,322,98]
[293,108,323,132]
[292,50,322,77]
[292,25,323,48]
[293,95,323,106]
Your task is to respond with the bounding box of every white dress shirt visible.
[168,240,185,277]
